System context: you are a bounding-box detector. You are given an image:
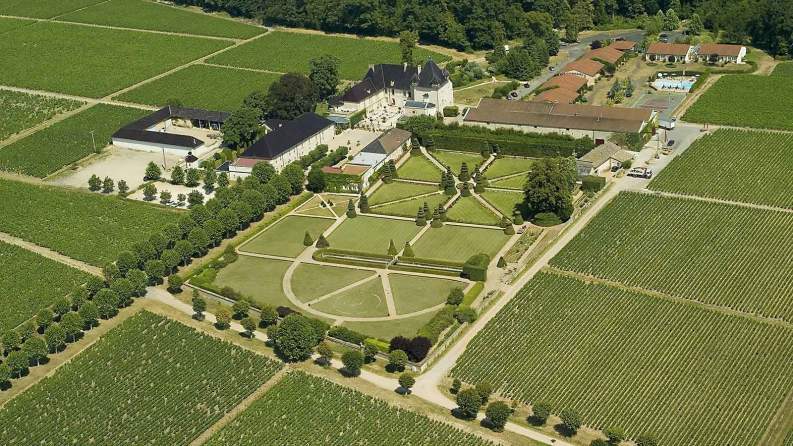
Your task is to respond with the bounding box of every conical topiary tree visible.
[460,182,471,197]
[346,199,357,218]
[431,207,443,228]
[303,231,314,246]
[387,239,398,256]
[387,160,398,179]
[499,215,512,228]
[513,212,524,225]
[497,256,507,268]
[438,204,448,221]
[472,165,481,181]
[459,162,470,182]
[422,201,430,216]
[358,193,369,212]
[474,180,485,194]
[504,224,515,235]
[415,207,427,226]
[316,234,330,248]
[403,242,415,257]
[438,171,447,189]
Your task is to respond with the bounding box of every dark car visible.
[523,82,530,88]
[667,140,675,147]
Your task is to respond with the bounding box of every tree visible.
[252,162,276,184]
[316,342,333,366]
[143,183,157,201]
[88,174,102,191]
[451,378,462,394]
[61,312,83,342]
[144,161,161,181]
[388,349,408,372]
[524,157,576,222]
[447,288,464,305]
[217,171,230,189]
[387,239,398,256]
[6,350,29,378]
[0,363,10,386]
[259,305,279,327]
[187,190,204,208]
[159,190,172,204]
[605,427,625,444]
[309,55,340,100]
[188,228,210,255]
[497,256,507,268]
[44,324,66,353]
[341,350,364,376]
[272,314,321,362]
[399,30,419,65]
[22,336,47,366]
[307,168,326,192]
[170,165,185,184]
[185,168,201,187]
[117,179,129,196]
[460,182,471,197]
[531,401,552,425]
[315,234,330,248]
[303,231,314,246]
[144,259,165,284]
[242,90,268,116]
[403,242,415,257]
[485,401,512,431]
[232,299,251,319]
[241,317,257,337]
[266,73,317,120]
[346,199,357,218]
[36,308,54,331]
[127,269,148,297]
[399,372,415,393]
[358,194,369,212]
[203,167,216,191]
[636,433,659,446]
[223,105,262,149]
[167,274,183,293]
[415,207,427,226]
[101,177,114,194]
[215,307,232,329]
[270,174,292,204]
[688,12,704,35]
[475,381,493,404]
[456,388,482,419]
[565,16,579,42]
[560,408,582,435]
[191,292,206,320]
[94,289,119,319]
[281,163,305,194]
[458,162,470,181]
[79,302,99,328]
[664,8,680,31]
[591,440,609,446]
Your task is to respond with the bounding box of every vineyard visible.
[0,242,91,332]
[0,104,148,177]
[649,129,793,209]
[0,311,281,445]
[0,90,82,142]
[0,0,106,18]
[205,372,496,446]
[0,179,180,266]
[451,272,793,446]
[549,192,793,322]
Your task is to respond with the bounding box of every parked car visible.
[667,139,676,147]
[627,167,653,179]
[523,82,531,88]
[659,37,670,43]
[509,91,519,98]
[548,66,555,71]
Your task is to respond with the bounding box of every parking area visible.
[329,128,380,156]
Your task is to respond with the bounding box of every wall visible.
[112,137,201,155]
[463,121,614,142]
[413,80,454,111]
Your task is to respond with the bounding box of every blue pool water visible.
[653,78,695,91]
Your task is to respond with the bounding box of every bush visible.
[417,306,456,343]
[485,401,512,431]
[388,349,408,371]
[530,401,552,425]
[462,253,489,281]
[443,106,459,117]
[328,326,367,345]
[166,275,183,293]
[622,159,632,169]
[532,212,562,227]
[447,287,464,305]
[455,388,482,419]
[454,306,477,323]
[581,175,606,193]
[341,350,364,376]
[364,337,389,353]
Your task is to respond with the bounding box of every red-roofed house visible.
[646,43,694,63]
[609,40,637,51]
[561,59,604,86]
[586,46,626,66]
[696,44,747,64]
[532,88,581,104]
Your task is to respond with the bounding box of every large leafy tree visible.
[523,157,577,221]
[266,73,317,120]
[222,106,262,149]
[309,55,340,101]
[271,314,320,362]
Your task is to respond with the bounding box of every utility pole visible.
[89,130,96,153]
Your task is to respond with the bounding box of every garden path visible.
[638,189,793,214]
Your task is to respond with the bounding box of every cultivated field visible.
[368,181,438,205]
[445,196,501,226]
[209,256,293,309]
[327,216,422,255]
[412,225,510,262]
[116,64,280,111]
[240,215,334,258]
[480,189,524,217]
[59,0,265,39]
[0,179,180,266]
[0,22,229,97]
[205,372,497,446]
[452,272,793,446]
[649,129,793,209]
[0,0,105,18]
[683,75,793,130]
[0,104,148,177]
[0,17,33,33]
[0,90,82,142]
[550,192,793,322]
[390,274,463,314]
[208,30,449,80]
[397,154,442,182]
[0,242,91,332]
[0,311,281,445]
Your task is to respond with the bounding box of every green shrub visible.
[425,124,593,158]
[581,175,606,193]
[328,326,367,345]
[364,337,390,352]
[417,306,456,343]
[532,212,562,227]
[462,253,489,281]
[443,106,459,117]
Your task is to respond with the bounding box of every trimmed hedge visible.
[462,253,489,281]
[328,326,367,345]
[416,305,457,343]
[581,175,606,193]
[462,281,485,307]
[443,106,459,117]
[349,109,366,127]
[424,125,594,158]
[388,263,463,277]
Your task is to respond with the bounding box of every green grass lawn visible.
[312,277,388,317]
[389,274,464,315]
[430,150,486,175]
[341,311,437,340]
[208,30,449,80]
[370,193,450,218]
[488,174,526,190]
[327,216,422,255]
[0,0,106,18]
[241,215,334,258]
[772,61,793,76]
[328,195,357,216]
[0,22,229,97]
[412,224,510,263]
[480,189,524,217]
[59,0,265,39]
[0,89,83,142]
[291,263,374,303]
[212,256,293,309]
[485,156,534,178]
[445,196,501,226]
[116,65,279,111]
[0,16,34,33]
[397,154,442,182]
[368,181,438,205]
[0,104,148,177]
[294,196,336,217]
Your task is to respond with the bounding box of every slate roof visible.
[338,78,381,103]
[362,128,412,155]
[112,106,229,149]
[242,113,334,160]
[417,60,449,88]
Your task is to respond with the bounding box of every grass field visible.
[488,174,526,190]
[683,75,793,130]
[0,16,34,34]
[0,104,148,177]
[0,22,229,97]
[312,277,388,317]
[480,189,524,217]
[431,150,485,175]
[59,0,265,39]
[241,215,333,258]
[342,311,437,340]
[327,216,422,255]
[0,242,92,332]
[397,154,442,182]
[0,89,83,142]
[208,30,449,80]
[370,193,450,218]
[772,62,793,76]
[486,156,534,178]
[211,256,292,309]
[293,195,335,217]
[368,181,438,205]
[389,274,463,314]
[205,372,497,446]
[0,0,105,18]
[649,129,793,209]
[445,196,501,226]
[412,225,510,262]
[452,272,793,446]
[0,311,281,445]
[291,263,374,303]
[551,192,793,322]
[0,179,180,266]
[116,64,279,111]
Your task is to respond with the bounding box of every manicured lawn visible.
[0,22,229,97]
[389,274,464,315]
[480,189,524,217]
[489,174,526,190]
[0,242,92,332]
[59,0,265,39]
[208,30,449,80]
[212,256,293,309]
[312,277,388,317]
[772,61,793,76]
[291,263,374,303]
[368,181,438,205]
[485,156,534,178]
[397,154,442,182]
[327,216,422,255]
[0,0,106,18]
[342,312,437,340]
[116,65,279,111]
[370,193,450,218]
[293,195,335,217]
[328,195,357,217]
[0,104,148,177]
[0,89,83,142]
[241,215,334,258]
[430,150,486,175]
[445,196,501,226]
[413,224,510,262]
[0,179,180,266]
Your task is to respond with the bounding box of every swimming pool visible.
[653,77,696,91]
